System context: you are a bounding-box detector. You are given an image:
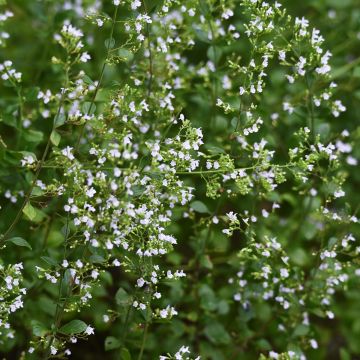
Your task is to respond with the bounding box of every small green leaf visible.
[204,322,231,345]
[82,75,94,85]
[31,320,48,337]
[115,288,131,306]
[105,336,121,351]
[190,200,210,214]
[54,113,66,128]
[207,46,222,63]
[50,130,61,146]
[23,129,44,143]
[200,255,213,269]
[59,320,87,335]
[293,324,309,337]
[340,348,351,360]
[23,202,36,221]
[40,256,58,267]
[105,38,115,49]
[6,237,32,250]
[118,48,134,62]
[121,347,132,360]
[81,101,96,115]
[89,254,106,264]
[204,144,225,154]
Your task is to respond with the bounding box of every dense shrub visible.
[0,0,360,359]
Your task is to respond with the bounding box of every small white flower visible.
[61,146,75,160]
[84,325,94,335]
[310,339,318,349]
[80,52,91,63]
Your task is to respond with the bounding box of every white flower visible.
[61,146,75,160]
[86,187,96,198]
[310,339,318,349]
[21,155,35,167]
[84,325,94,335]
[131,0,141,10]
[80,52,91,63]
[226,211,237,222]
[280,268,289,278]
[137,278,145,287]
[326,310,335,319]
[334,189,345,198]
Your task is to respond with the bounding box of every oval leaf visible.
[6,237,32,250]
[105,336,121,351]
[190,200,210,214]
[23,202,36,221]
[59,320,87,335]
[115,288,131,306]
[50,130,61,146]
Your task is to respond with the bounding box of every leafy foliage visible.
[0,0,360,359]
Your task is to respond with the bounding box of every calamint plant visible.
[0,0,359,359]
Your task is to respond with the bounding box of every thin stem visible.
[37,163,295,175]
[137,319,149,360]
[16,87,24,149]
[1,72,69,243]
[43,217,70,359]
[305,73,315,142]
[74,5,119,153]
[120,305,132,349]
[141,0,153,98]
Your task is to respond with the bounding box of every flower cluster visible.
[0,0,359,358]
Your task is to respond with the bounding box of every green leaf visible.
[190,200,210,214]
[105,336,121,351]
[105,38,115,49]
[199,284,217,311]
[118,48,134,62]
[89,254,106,264]
[340,348,351,360]
[40,256,58,267]
[59,320,87,335]
[50,130,61,146]
[23,202,46,223]
[6,237,32,250]
[207,46,222,64]
[82,101,96,115]
[204,322,231,345]
[23,202,36,221]
[143,0,162,12]
[31,187,44,197]
[293,324,309,337]
[256,338,272,351]
[31,320,48,337]
[194,28,211,43]
[204,144,226,154]
[354,67,360,78]
[121,348,132,360]
[82,75,94,85]
[54,113,66,128]
[326,0,352,8]
[200,255,213,269]
[23,129,44,143]
[115,288,131,307]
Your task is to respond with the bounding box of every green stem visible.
[1,67,69,243]
[137,319,149,360]
[43,217,70,359]
[75,5,119,153]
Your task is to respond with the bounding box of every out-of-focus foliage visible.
[0,0,360,359]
